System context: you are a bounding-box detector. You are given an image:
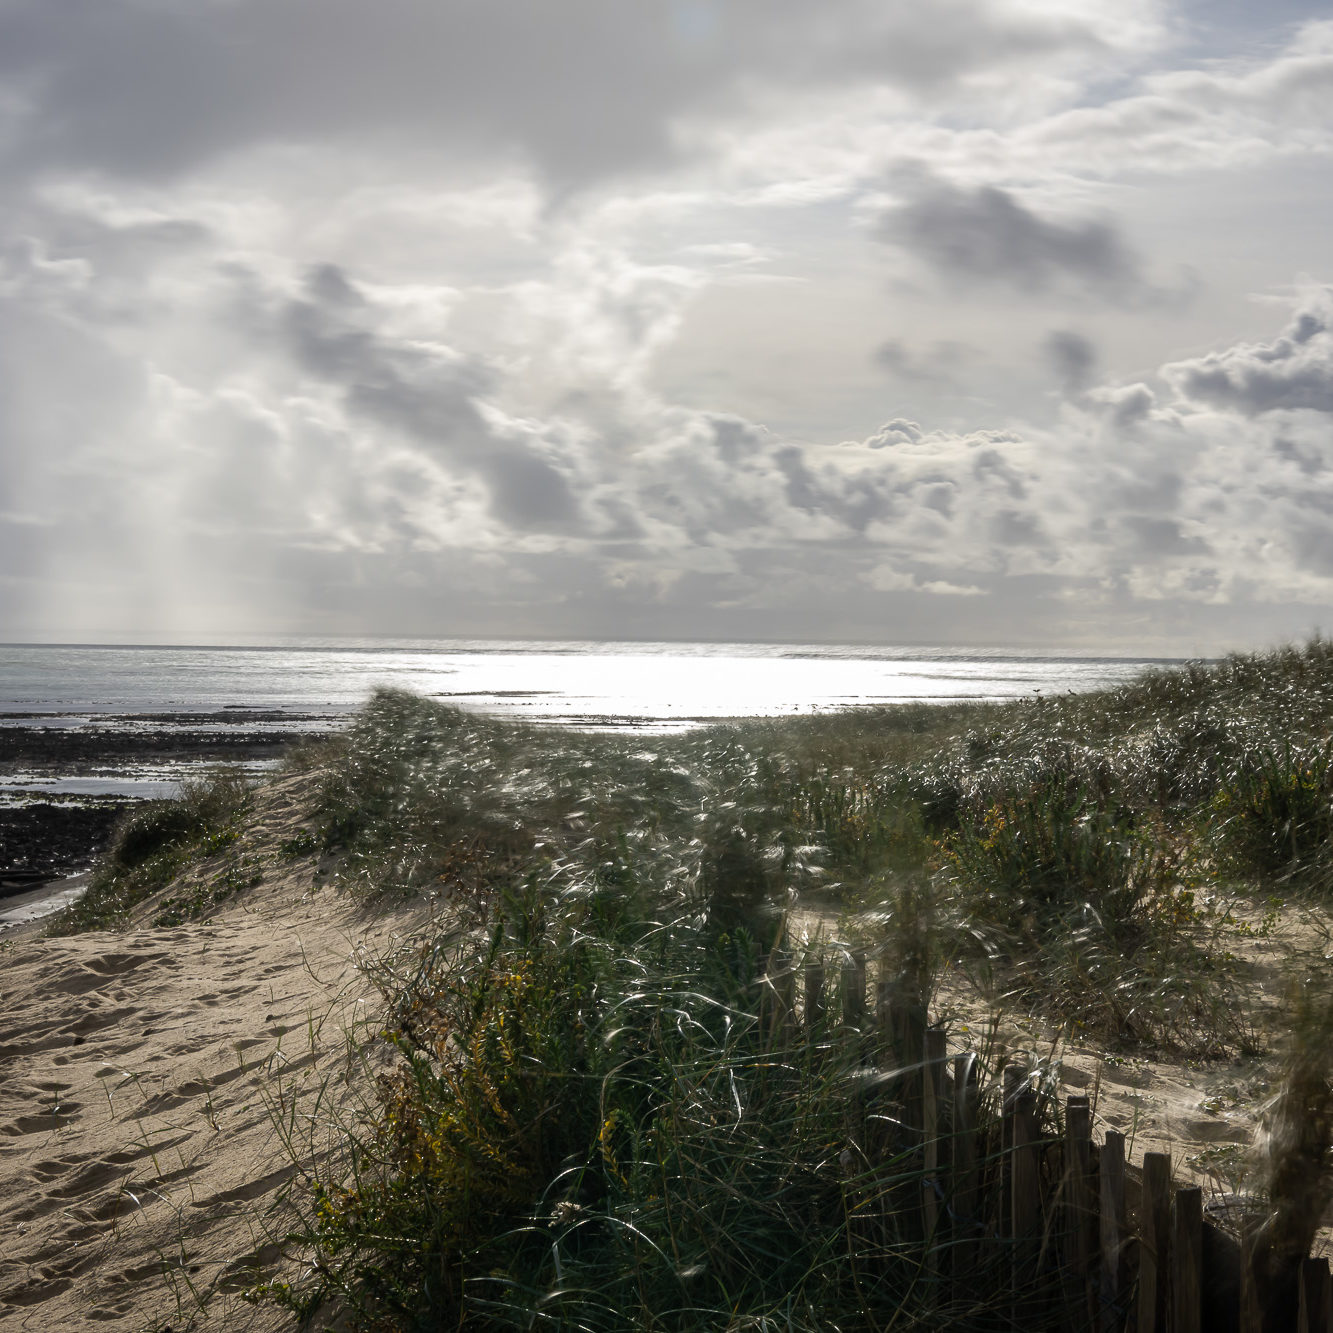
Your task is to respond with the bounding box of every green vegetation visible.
[269,874,1059,1331]
[57,640,1333,1327]
[301,643,1333,1059]
[46,768,252,934]
[246,640,1333,1329]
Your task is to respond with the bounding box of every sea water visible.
[0,639,1181,728]
[0,640,1186,912]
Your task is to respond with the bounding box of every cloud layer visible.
[1,2,1331,651]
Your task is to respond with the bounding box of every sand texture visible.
[0,772,427,1330]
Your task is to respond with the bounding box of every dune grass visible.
[238,640,1333,1328]
[53,640,1333,1327]
[46,767,253,935]
[265,866,1073,1331]
[298,640,1333,1058]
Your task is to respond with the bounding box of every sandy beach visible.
[0,771,427,1330]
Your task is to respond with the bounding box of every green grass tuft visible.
[46,768,253,934]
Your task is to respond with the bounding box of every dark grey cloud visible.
[483,446,580,529]
[1165,292,1333,413]
[990,508,1046,548]
[880,178,1146,297]
[286,265,495,447]
[283,264,581,531]
[1043,329,1098,394]
[972,448,1028,500]
[1121,515,1210,556]
[0,0,1143,187]
[1291,519,1333,577]
[874,336,977,384]
[1087,382,1157,429]
[1273,434,1328,475]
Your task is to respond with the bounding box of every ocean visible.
[0,639,1181,729]
[0,639,1186,924]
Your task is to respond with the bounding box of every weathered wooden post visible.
[1298,1255,1332,1333]
[1006,1066,1041,1304]
[1002,1064,1024,1230]
[875,977,895,1062]
[805,958,826,1034]
[1137,1151,1172,1333]
[1063,1095,1096,1324]
[881,982,926,1139]
[922,1025,948,1266]
[1100,1129,1129,1332]
[763,944,794,1047]
[951,1052,979,1286]
[841,947,866,1030]
[1171,1184,1203,1333]
[1239,1212,1264,1333]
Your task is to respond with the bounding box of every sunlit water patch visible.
[0,639,1181,725]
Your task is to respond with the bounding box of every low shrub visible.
[940,784,1246,1052]
[268,873,1061,1331]
[46,768,252,934]
[942,780,1140,928]
[1213,740,1333,881]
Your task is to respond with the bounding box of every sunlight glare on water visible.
[0,640,1177,727]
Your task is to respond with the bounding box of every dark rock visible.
[0,802,127,892]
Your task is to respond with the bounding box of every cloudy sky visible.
[2,0,1331,652]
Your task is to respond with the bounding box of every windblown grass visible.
[56,639,1333,1327]
[46,767,253,934]
[300,642,1333,1057]
[267,869,1069,1331]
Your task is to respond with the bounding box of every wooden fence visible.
[761,945,1333,1333]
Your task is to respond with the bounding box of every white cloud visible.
[1163,285,1333,412]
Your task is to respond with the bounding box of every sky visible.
[1,1,1331,653]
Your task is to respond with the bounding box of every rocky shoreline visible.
[0,803,125,889]
[0,710,334,890]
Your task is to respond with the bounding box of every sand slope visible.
[0,773,427,1330]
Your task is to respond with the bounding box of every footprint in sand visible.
[0,1275,75,1307]
[1,1103,83,1136]
[27,1151,94,1180]
[82,951,170,977]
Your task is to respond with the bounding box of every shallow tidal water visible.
[0,638,1179,729]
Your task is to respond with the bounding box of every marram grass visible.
[58,639,1333,1327]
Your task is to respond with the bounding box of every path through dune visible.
[0,772,428,1331]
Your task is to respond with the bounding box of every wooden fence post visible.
[1299,1255,1332,1333]
[875,978,894,1063]
[1063,1095,1096,1324]
[1239,1212,1264,1333]
[765,946,794,1046]
[952,1052,978,1286]
[1008,1069,1041,1301]
[805,959,826,1034]
[1100,1129,1129,1332]
[1137,1151,1172,1333]
[1171,1184,1202,1333]
[841,948,866,1030]
[887,986,926,1139]
[922,1026,948,1259]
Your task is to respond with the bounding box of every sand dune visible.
[0,768,1313,1328]
[0,773,428,1330]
